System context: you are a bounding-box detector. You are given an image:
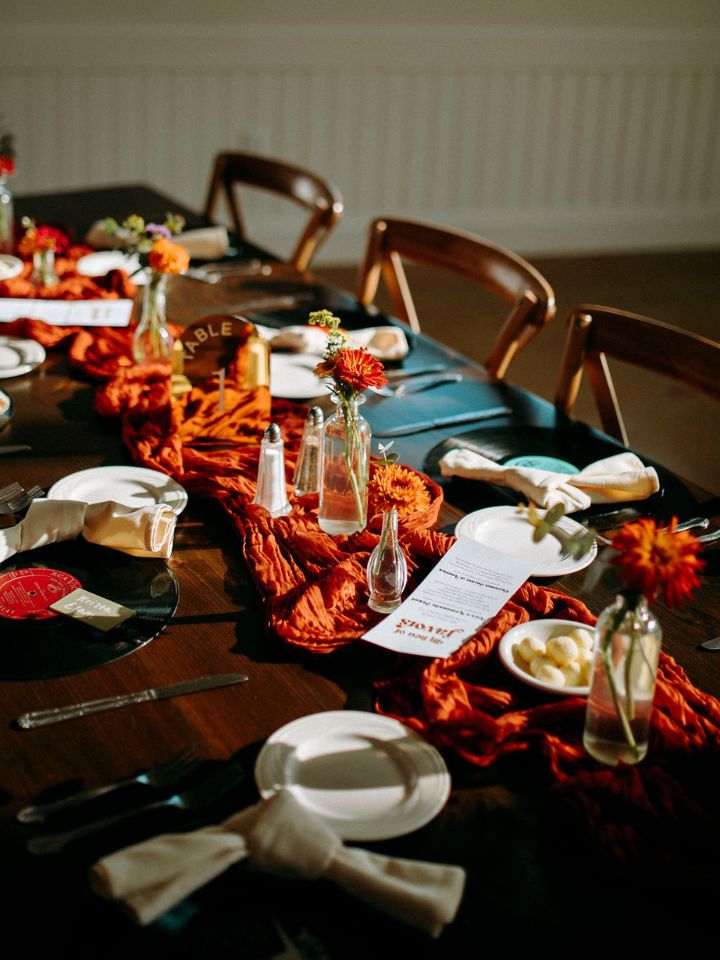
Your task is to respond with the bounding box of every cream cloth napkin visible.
[84,223,229,261]
[0,499,176,562]
[90,790,465,937]
[255,324,410,361]
[439,450,660,513]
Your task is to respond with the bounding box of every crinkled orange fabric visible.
[10,305,720,849]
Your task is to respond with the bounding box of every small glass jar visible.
[133,270,172,366]
[583,594,662,765]
[318,393,371,536]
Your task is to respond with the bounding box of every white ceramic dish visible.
[254,710,451,841]
[47,466,188,515]
[76,251,146,284]
[0,336,47,380]
[0,254,24,281]
[455,506,597,577]
[270,352,327,399]
[498,618,596,696]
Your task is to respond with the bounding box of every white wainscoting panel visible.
[3,24,719,263]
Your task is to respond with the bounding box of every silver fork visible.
[16,748,200,824]
[593,517,710,546]
[0,484,44,515]
[27,760,246,855]
[0,481,23,505]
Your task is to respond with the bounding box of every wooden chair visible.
[203,152,344,271]
[356,217,556,379]
[554,305,720,446]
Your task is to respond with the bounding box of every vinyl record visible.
[0,539,179,680]
[425,424,698,522]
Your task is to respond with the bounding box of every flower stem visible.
[600,597,640,756]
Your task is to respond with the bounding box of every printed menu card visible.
[363,536,533,658]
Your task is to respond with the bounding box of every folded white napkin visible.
[255,324,410,362]
[84,223,229,261]
[90,790,465,937]
[439,450,660,513]
[0,499,176,562]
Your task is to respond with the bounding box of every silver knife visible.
[17,673,249,729]
[0,445,32,455]
[375,405,512,437]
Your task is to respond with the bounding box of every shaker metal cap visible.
[264,423,281,442]
[307,406,324,427]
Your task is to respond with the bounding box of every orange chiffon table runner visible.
[5,252,720,871]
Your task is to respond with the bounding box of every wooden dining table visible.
[2,185,719,957]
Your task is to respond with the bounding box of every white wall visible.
[4,2,720,264]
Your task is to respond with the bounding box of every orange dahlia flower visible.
[610,517,704,607]
[147,237,190,275]
[333,349,387,391]
[369,463,431,517]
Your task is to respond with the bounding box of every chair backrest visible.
[554,305,720,446]
[203,152,344,271]
[356,217,555,379]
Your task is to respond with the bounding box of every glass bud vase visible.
[32,248,58,287]
[367,508,408,612]
[0,174,13,254]
[583,595,662,766]
[133,270,172,365]
[318,393,371,535]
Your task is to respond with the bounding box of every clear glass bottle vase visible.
[367,508,408,612]
[583,594,662,766]
[318,393,371,535]
[133,270,172,366]
[0,174,13,255]
[32,248,58,287]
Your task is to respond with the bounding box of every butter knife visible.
[374,405,512,438]
[17,674,249,729]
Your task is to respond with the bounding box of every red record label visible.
[0,568,82,620]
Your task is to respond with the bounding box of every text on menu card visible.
[362,536,533,658]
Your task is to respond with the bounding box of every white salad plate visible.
[270,352,327,399]
[0,255,24,281]
[0,336,46,380]
[254,710,451,841]
[455,505,597,577]
[76,251,146,284]
[48,466,188,515]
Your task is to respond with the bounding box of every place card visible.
[362,536,533,658]
[49,588,136,632]
[0,298,133,327]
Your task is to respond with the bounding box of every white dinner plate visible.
[0,336,46,380]
[47,466,188,514]
[270,352,327,399]
[0,254,24,281]
[455,506,597,577]
[254,710,451,841]
[498,618,595,696]
[76,251,147,284]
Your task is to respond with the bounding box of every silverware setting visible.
[370,372,463,398]
[593,517,711,546]
[17,748,200,824]
[183,259,273,283]
[17,673,250,729]
[27,760,247,855]
[0,444,32,456]
[700,636,720,651]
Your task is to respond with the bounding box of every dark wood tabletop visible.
[2,186,719,956]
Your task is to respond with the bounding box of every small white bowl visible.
[498,618,596,696]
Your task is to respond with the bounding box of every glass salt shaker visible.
[367,508,408,612]
[253,423,292,517]
[294,406,324,497]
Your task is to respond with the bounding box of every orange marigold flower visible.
[147,237,190,275]
[18,224,68,256]
[610,517,704,607]
[333,349,387,391]
[369,463,431,517]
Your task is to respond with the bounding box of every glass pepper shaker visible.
[367,508,408,612]
[294,406,324,497]
[253,423,292,517]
